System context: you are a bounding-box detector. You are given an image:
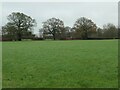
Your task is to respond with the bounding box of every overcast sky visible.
[1,2,118,34]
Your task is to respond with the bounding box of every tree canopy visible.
[42,18,65,40]
[73,17,97,39]
[102,23,117,38]
[3,12,36,41]
[1,12,118,41]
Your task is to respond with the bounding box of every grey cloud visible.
[2,2,118,34]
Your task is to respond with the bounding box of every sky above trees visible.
[1,2,118,35]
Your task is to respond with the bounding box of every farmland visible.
[2,40,118,88]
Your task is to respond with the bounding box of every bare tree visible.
[42,18,64,40]
[6,12,36,41]
[73,17,97,39]
[103,23,117,38]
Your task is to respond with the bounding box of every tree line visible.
[1,12,118,41]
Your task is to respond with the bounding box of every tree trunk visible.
[53,34,56,40]
[17,22,22,41]
[85,32,88,39]
[53,29,56,40]
[17,33,22,41]
[83,30,88,40]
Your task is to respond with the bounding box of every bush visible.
[2,37,13,41]
[32,37,44,40]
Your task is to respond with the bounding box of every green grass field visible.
[2,40,118,88]
[0,42,2,89]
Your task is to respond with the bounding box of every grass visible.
[2,40,118,88]
[0,42,2,89]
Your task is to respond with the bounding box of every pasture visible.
[2,40,118,88]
